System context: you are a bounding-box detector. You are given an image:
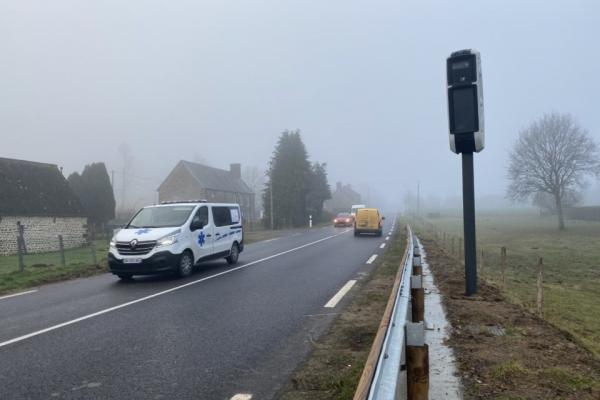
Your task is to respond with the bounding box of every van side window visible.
[191,206,209,228]
[230,207,241,224]
[212,206,232,227]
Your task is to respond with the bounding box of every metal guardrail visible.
[354,226,417,400]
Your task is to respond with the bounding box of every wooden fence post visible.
[537,257,544,318]
[90,241,98,266]
[17,235,24,272]
[480,248,484,278]
[58,235,66,267]
[501,246,507,289]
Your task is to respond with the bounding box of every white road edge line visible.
[0,289,38,301]
[324,280,357,308]
[366,254,378,264]
[385,236,390,241]
[230,394,253,400]
[0,230,351,349]
[379,243,386,249]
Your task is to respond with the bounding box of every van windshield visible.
[126,205,195,228]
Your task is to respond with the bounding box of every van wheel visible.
[226,243,239,265]
[177,251,194,278]
[117,274,133,281]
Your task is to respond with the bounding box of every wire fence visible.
[1,232,109,275]
[411,216,600,356]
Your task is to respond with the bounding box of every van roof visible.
[145,202,241,208]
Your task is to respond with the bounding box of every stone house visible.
[324,182,362,215]
[158,161,256,221]
[0,157,87,255]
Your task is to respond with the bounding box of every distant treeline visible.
[566,206,600,221]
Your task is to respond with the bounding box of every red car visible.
[333,212,354,227]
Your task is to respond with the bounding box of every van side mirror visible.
[190,220,204,231]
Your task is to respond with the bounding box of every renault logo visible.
[130,239,138,249]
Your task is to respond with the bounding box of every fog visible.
[1,0,599,211]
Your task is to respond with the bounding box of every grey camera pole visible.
[462,152,477,296]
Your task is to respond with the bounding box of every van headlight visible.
[157,234,179,247]
[110,238,116,248]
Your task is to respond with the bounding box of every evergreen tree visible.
[263,130,311,228]
[68,162,116,229]
[306,162,331,222]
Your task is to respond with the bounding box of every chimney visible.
[230,163,241,180]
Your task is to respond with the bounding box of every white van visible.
[108,201,244,280]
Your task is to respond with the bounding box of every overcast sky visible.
[1,0,599,210]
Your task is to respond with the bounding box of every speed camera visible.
[447,49,484,153]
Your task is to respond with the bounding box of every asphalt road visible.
[0,220,397,400]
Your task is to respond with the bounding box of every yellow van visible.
[354,208,384,237]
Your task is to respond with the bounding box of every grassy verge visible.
[417,213,600,357]
[0,226,326,295]
[0,240,109,295]
[418,234,600,399]
[279,228,408,400]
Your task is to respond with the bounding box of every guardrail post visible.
[412,253,422,276]
[406,322,429,400]
[58,235,66,267]
[411,275,424,323]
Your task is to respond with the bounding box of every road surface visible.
[0,220,396,400]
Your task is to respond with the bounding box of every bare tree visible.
[242,165,265,218]
[507,112,600,230]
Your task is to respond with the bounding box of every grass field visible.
[416,212,600,357]
[0,240,109,295]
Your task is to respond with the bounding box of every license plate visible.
[123,258,142,264]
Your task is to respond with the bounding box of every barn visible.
[0,157,88,255]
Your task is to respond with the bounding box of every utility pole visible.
[269,166,274,230]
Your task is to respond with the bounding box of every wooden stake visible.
[537,257,544,318]
[501,246,507,289]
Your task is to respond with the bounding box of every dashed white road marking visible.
[366,254,378,264]
[324,280,357,308]
[379,243,386,249]
[0,289,37,301]
[0,230,351,349]
[230,394,252,400]
[385,236,390,241]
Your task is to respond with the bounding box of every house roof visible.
[0,157,85,217]
[161,160,253,195]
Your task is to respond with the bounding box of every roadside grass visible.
[0,240,109,295]
[417,213,600,356]
[279,227,407,400]
[0,225,330,295]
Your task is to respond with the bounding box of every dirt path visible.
[421,237,600,399]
